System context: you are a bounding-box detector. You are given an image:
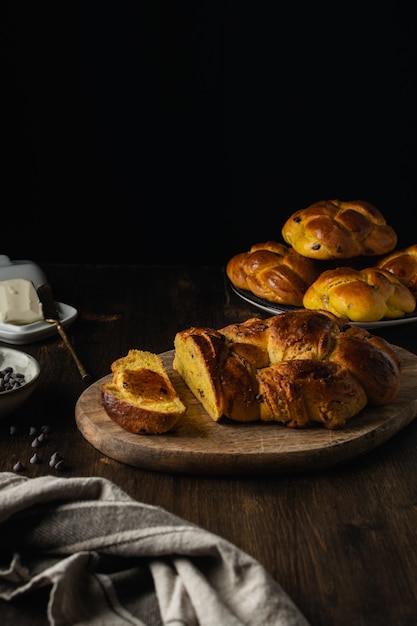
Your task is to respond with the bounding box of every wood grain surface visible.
[75,346,417,475]
[3,262,417,626]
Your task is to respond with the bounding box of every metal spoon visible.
[37,283,91,383]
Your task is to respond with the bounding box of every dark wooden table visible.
[1,263,417,626]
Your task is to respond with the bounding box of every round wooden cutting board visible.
[75,347,417,475]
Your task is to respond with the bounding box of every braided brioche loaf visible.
[303,267,416,322]
[282,199,397,260]
[173,310,401,429]
[226,241,321,306]
[375,244,417,297]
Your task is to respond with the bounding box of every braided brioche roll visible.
[375,244,417,297]
[282,199,397,260]
[303,267,416,322]
[226,241,321,306]
[173,310,402,429]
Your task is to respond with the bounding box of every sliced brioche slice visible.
[173,327,228,420]
[101,349,186,434]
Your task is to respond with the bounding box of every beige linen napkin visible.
[0,472,310,626]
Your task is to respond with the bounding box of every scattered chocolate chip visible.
[40,425,51,434]
[37,432,48,443]
[31,437,42,448]
[29,426,38,436]
[30,453,42,464]
[13,460,25,472]
[54,459,66,471]
[49,451,63,467]
[9,426,18,435]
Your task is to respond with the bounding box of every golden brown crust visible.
[220,351,261,422]
[173,327,228,421]
[221,309,346,363]
[101,387,184,434]
[281,199,397,260]
[257,359,367,428]
[303,266,416,322]
[222,310,401,406]
[173,310,402,429]
[375,244,417,296]
[328,327,402,405]
[226,241,321,306]
[101,349,186,434]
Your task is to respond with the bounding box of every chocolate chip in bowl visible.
[0,347,40,418]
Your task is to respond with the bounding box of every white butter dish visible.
[0,255,47,288]
[0,255,78,344]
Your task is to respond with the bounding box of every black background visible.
[3,1,416,266]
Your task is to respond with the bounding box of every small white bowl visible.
[0,347,40,418]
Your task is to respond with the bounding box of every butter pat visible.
[0,279,44,325]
